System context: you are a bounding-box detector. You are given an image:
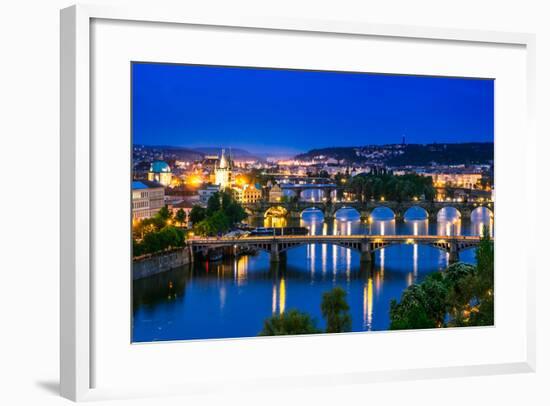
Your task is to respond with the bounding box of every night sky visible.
[132,62,494,156]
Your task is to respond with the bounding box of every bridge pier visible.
[360,241,374,264]
[449,243,459,263]
[270,243,281,263]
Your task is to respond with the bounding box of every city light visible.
[187,174,203,186]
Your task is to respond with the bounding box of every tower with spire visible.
[215,148,233,190]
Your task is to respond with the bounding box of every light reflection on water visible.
[132,207,494,342]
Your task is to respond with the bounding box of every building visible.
[147,160,172,187]
[425,171,482,189]
[132,180,165,220]
[168,200,195,224]
[214,149,233,189]
[234,184,263,204]
[269,184,283,203]
[198,184,221,205]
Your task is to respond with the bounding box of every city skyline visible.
[132,63,494,155]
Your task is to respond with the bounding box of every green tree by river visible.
[259,287,352,336]
[132,208,186,257]
[389,227,494,329]
[347,173,436,202]
[193,191,247,236]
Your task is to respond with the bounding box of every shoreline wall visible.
[133,248,191,280]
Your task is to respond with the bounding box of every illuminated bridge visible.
[188,234,488,264]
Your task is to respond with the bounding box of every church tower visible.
[215,149,233,189]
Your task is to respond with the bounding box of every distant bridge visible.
[188,234,487,264]
[243,200,494,220]
[279,183,339,199]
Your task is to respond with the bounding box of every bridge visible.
[188,234,487,264]
[279,183,339,200]
[243,200,494,221]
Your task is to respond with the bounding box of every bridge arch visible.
[470,206,494,221]
[369,206,396,221]
[404,205,429,221]
[437,207,462,236]
[436,206,461,221]
[334,206,361,221]
[265,206,288,218]
[470,206,494,236]
[300,207,325,220]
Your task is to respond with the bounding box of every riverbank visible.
[133,247,192,280]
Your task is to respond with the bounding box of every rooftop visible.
[149,160,171,173]
[132,179,164,190]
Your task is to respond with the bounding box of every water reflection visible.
[363,276,373,330]
[471,206,494,237]
[279,278,286,314]
[264,215,287,228]
[403,219,429,236]
[370,220,396,235]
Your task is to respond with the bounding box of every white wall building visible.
[132,180,165,220]
[198,184,221,205]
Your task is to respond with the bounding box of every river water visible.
[132,205,493,342]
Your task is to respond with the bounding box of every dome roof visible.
[149,160,171,173]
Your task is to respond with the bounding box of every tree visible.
[345,173,435,203]
[259,309,320,336]
[189,205,206,224]
[389,249,494,329]
[156,206,171,221]
[468,294,494,326]
[420,273,448,326]
[444,262,476,288]
[194,210,230,236]
[206,193,221,217]
[133,225,186,257]
[475,226,494,295]
[321,287,352,333]
[175,208,186,227]
[467,226,494,326]
[389,284,436,330]
[142,230,162,254]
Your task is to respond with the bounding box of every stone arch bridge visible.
[189,234,486,265]
[243,200,493,220]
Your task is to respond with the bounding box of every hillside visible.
[295,143,494,166]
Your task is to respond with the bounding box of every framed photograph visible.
[60,4,536,401]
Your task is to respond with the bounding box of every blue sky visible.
[132,62,494,155]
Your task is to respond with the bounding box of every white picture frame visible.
[60,3,536,402]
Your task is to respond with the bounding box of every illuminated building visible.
[147,160,172,187]
[234,184,263,203]
[269,184,283,202]
[214,149,233,190]
[132,180,165,220]
[425,171,482,189]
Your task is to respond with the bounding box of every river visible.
[132,204,493,342]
